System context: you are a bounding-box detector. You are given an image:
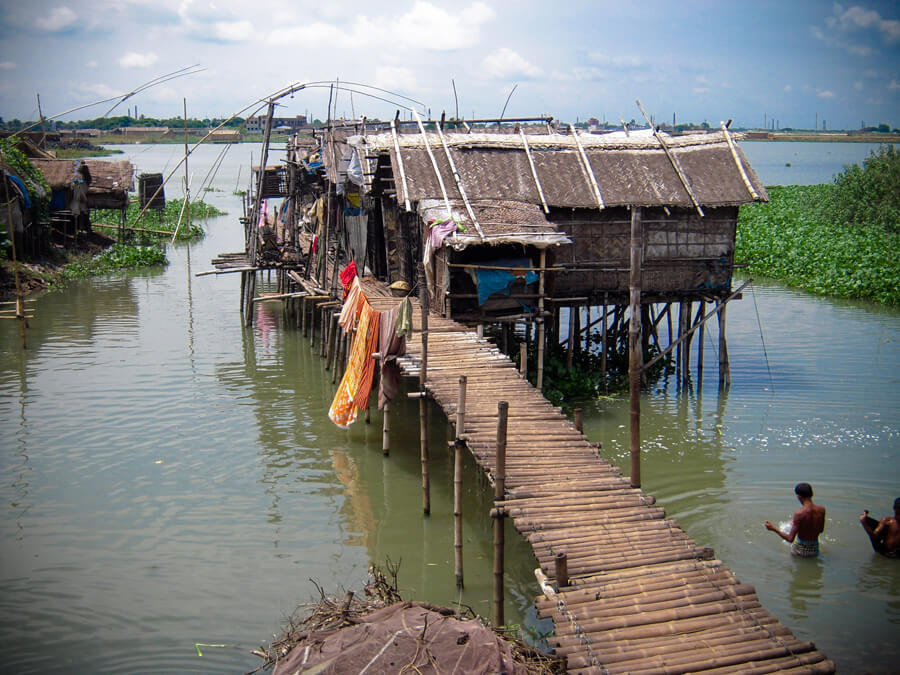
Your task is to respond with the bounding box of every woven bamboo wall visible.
[548,206,737,298]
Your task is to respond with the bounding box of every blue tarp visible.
[475,258,539,306]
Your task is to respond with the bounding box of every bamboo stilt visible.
[418,262,430,516]
[697,300,706,385]
[555,552,569,588]
[629,207,642,489]
[718,301,730,387]
[382,401,390,456]
[493,400,508,627]
[454,439,464,588]
[536,250,546,391]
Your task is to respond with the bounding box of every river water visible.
[0,141,897,673]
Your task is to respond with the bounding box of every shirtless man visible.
[765,483,826,557]
[860,497,900,558]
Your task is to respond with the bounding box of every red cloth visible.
[340,261,358,290]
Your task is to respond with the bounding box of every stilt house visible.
[302,123,766,324]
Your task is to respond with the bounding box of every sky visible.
[1,0,898,130]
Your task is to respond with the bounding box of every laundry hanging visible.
[329,301,380,429]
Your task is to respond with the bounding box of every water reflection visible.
[786,556,825,619]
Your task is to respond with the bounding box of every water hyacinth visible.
[61,244,167,280]
[737,184,900,305]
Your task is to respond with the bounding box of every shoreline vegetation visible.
[1,197,225,299]
[736,145,899,306]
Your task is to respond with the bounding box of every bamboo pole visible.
[537,249,546,391]
[418,262,430,516]
[601,295,608,391]
[718,301,730,388]
[519,342,527,378]
[454,438,464,588]
[382,401,390,456]
[629,206,642,488]
[493,400,508,627]
[697,300,706,385]
[682,300,692,391]
[519,125,549,213]
[555,552,569,588]
[456,375,467,437]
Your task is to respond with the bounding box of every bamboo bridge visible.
[263,271,835,675]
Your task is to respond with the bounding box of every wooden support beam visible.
[642,280,750,373]
[419,261,430,516]
[629,206,642,489]
[493,400,508,627]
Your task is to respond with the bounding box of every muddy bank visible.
[1,230,116,301]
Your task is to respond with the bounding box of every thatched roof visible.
[418,198,570,249]
[350,130,767,210]
[31,159,134,192]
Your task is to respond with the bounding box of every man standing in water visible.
[765,483,826,557]
[859,498,900,557]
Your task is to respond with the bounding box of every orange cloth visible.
[329,301,380,428]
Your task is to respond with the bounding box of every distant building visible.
[245,115,307,134]
[208,129,241,143]
[116,126,171,137]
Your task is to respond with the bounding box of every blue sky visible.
[1,0,898,129]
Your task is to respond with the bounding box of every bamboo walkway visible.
[358,281,834,675]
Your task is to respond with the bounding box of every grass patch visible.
[94,197,226,241]
[737,185,900,304]
[60,244,167,280]
[53,148,124,158]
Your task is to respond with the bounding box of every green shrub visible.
[820,144,900,232]
[0,137,52,222]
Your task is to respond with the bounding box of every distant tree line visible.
[0,116,247,132]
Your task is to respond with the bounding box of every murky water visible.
[1,143,898,672]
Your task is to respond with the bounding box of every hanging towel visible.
[378,303,407,410]
[395,296,413,337]
[329,302,379,428]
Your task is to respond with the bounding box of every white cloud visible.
[817,90,836,98]
[213,20,253,41]
[119,51,159,68]
[0,61,16,70]
[890,80,900,90]
[86,60,98,68]
[784,84,792,92]
[693,87,710,94]
[588,53,644,69]
[481,48,541,80]
[269,21,348,48]
[269,2,495,50]
[373,66,417,93]
[36,6,77,32]
[854,81,863,90]
[837,5,900,41]
[814,4,900,54]
[73,81,121,100]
